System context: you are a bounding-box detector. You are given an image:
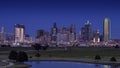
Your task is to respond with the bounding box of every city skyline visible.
[0,0,120,39]
[0,16,115,39]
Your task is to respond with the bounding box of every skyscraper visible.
[57,27,70,45]
[70,24,76,33]
[1,26,5,41]
[103,18,110,42]
[51,22,58,42]
[69,24,76,42]
[81,21,92,41]
[14,24,25,44]
[36,29,44,38]
[81,27,86,40]
[0,26,6,44]
[85,21,92,41]
[1,26,5,33]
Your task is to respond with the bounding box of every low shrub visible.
[35,53,41,57]
[95,55,101,60]
[110,57,116,62]
[8,50,18,60]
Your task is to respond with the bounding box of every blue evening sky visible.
[0,0,120,39]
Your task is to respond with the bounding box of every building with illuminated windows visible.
[51,22,58,44]
[93,30,100,43]
[70,24,76,41]
[81,21,92,41]
[57,27,70,46]
[0,26,6,44]
[14,24,25,45]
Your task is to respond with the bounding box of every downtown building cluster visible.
[0,18,119,47]
[35,23,77,47]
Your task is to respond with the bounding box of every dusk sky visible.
[0,0,120,39]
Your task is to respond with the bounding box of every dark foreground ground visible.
[0,46,120,67]
[0,46,120,58]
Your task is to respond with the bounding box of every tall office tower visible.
[6,33,14,45]
[51,22,58,42]
[14,24,25,44]
[70,24,76,33]
[44,32,50,44]
[85,21,92,41]
[69,24,76,42]
[1,26,5,33]
[61,27,69,42]
[36,30,50,44]
[103,18,110,42]
[1,26,5,40]
[36,29,44,38]
[0,26,6,44]
[81,27,86,40]
[57,27,70,45]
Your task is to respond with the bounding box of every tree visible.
[42,45,49,50]
[8,50,18,60]
[115,45,119,49]
[33,43,42,57]
[35,53,41,57]
[95,55,101,60]
[16,51,28,62]
[33,43,42,51]
[110,57,117,62]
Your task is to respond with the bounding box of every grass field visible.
[0,47,120,67]
[26,47,120,58]
[0,47,120,58]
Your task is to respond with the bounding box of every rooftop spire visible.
[87,20,89,23]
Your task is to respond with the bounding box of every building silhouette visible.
[14,24,25,45]
[81,21,92,41]
[36,29,50,44]
[103,18,110,42]
[93,30,100,43]
[70,24,76,33]
[69,24,77,43]
[36,29,44,38]
[51,22,58,42]
[57,27,71,46]
[0,26,6,44]
[81,27,86,41]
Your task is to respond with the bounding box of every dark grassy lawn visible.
[0,47,120,58]
[27,47,120,58]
